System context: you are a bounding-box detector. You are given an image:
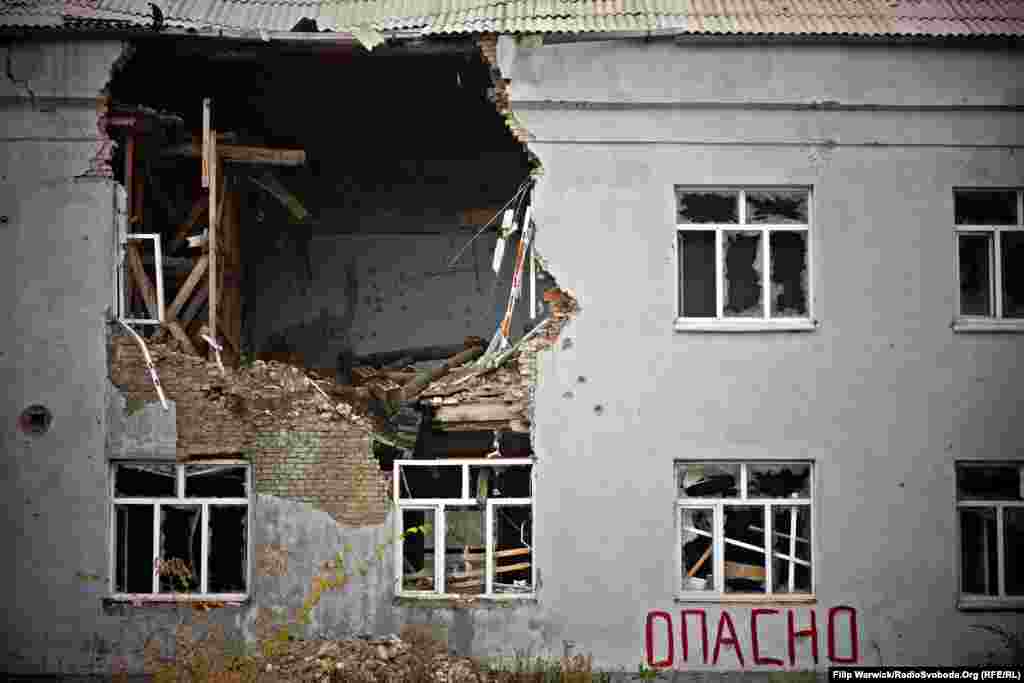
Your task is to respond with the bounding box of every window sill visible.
[953,318,1024,333]
[394,594,536,609]
[105,594,248,606]
[676,593,816,605]
[957,597,1024,612]
[675,318,818,333]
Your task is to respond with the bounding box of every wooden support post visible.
[124,241,159,320]
[208,130,218,349]
[164,254,209,320]
[165,320,198,356]
[181,282,208,324]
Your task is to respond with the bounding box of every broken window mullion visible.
[764,503,773,595]
[994,229,1004,318]
[152,502,161,594]
[201,503,210,594]
[996,503,1006,598]
[485,502,494,596]
[714,504,725,593]
[436,506,446,594]
[715,230,724,318]
[788,505,798,593]
[761,227,770,319]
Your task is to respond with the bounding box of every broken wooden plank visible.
[221,184,242,356]
[401,345,484,401]
[433,402,525,425]
[124,241,159,320]
[724,561,766,581]
[165,254,209,320]
[181,281,209,324]
[249,171,310,221]
[461,547,531,562]
[447,562,531,581]
[356,340,484,369]
[165,142,306,166]
[165,320,198,356]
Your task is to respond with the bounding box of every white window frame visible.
[953,188,1024,332]
[955,461,1024,610]
[674,187,816,332]
[393,458,535,600]
[675,461,815,603]
[108,461,251,602]
[117,232,165,326]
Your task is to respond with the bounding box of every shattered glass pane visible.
[955,190,1017,226]
[159,504,201,593]
[960,507,998,595]
[399,465,462,499]
[723,506,766,593]
[746,190,809,224]
[679,231,716,317]
[676,190,739,224]
[723,231,763,317]
[772,506,812,593]
[115,463,176,497]
[1002,232,1024,318]
[748,463,811,499]
[444,506,484,595]
[185,465,247,498]
[681,507,714,591]
[959,234,993,316]
[469,465,531,499]
[492,505,532,594]
[957,464,1022,501]
[402,508,436,591]
[208,505,247,593]
[1005,508,1024,595]
[678,462,739,498]
[115,504,154,593]
[770,231,809,317]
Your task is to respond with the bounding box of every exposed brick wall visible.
[109,335,390,527]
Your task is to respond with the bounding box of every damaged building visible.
[3,0,1024,676]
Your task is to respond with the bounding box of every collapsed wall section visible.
[108,335,390,527]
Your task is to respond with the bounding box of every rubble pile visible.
[260,636,485,683]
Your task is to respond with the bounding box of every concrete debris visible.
[416,287,578,433]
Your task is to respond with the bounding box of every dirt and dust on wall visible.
[103,32,580,527]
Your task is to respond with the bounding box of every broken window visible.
[110,461,250,598]
[677,461,813,598]
[117,232,165,326]
[957,463,1024,605]
[954,189,1024,325]
[395,459,534,598]
[675,188,812,328]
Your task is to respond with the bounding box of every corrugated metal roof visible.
[4,0,1024,36]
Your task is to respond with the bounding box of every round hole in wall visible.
[18,404,53,436]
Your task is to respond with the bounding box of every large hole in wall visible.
[104,38,542,378]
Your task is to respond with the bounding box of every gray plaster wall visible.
[244,190,538,368]
[500,38,1024,671]
[245,229,535,368]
